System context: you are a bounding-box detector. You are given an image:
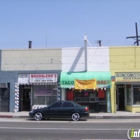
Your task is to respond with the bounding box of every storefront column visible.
[111,82,116,113]
[61,88,66,100]
[107,88,111,113]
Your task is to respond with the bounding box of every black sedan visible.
[29,101,89,121]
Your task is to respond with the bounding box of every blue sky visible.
[0,0,140,49]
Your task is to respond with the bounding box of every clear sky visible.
[0,0,140,49]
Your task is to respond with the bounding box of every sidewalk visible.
[0,111,140,119]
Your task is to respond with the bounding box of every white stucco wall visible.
[87,47,110,71]
[62,47,110,72]
[62,47,85,72]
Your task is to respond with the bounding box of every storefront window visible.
[33,85,57,105]
[126,85,131,105]
[68,89,107,112]
[133,87,140,105]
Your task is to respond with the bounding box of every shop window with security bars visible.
[133,87,140,105]
[33,85,57,106]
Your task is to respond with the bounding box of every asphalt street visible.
[0,118,139,140]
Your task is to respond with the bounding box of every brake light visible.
[85,107,89,112]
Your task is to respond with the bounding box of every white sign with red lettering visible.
[30,74,58,83]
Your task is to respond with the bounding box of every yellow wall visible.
[126,106,140,113]
[125,106,132,112]
[132,107,140,113]
[109,46,140,113]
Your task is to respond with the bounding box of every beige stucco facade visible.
[110,46,140,113]
[1,48,62,71]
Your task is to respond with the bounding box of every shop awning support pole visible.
[84,34,87,71]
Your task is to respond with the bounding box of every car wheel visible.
[34,112,43,121]
[71,113,80,121]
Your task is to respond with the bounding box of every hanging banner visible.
[74,79,97,90]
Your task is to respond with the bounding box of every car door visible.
[61,101,75,117]
[48,101,62,118]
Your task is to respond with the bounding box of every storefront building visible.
[0,48,62,112]
[114,72,140,113]
[15,73,60,112]
[60,71,111,112]
[110,46,140,113]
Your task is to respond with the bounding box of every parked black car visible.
[29,101,89,121]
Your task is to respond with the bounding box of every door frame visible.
[116,84,125,111]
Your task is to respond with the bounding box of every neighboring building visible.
[110,46,140,113]
[60,47,111,113]
[0,48,61,112]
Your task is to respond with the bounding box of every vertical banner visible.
[74,79,97,90]
[14,83,19,112]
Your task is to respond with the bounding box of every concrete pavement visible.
[0,111,140,119]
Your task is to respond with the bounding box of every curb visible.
[0,115,13,118]
[0,115,140,119]
[89,116,140,119]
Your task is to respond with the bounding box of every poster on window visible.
[30,74,57,83]
[34,90,52,96]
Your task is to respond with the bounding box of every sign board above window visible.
[30,74,58,83]
[18,73,58,84]
[115,72,140,82]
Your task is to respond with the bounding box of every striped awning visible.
[19,82,58,85]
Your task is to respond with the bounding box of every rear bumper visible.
[80,112,89,118]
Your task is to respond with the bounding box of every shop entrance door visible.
[19,85,31,111]
[118,88,125,111]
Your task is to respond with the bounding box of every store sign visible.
[116,72,140,82]
[62,80,110,85]
[62,81,74,85]
[30,74,57,83]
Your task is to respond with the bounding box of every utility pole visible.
[126,22,140,46]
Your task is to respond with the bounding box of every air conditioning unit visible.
[0,83,8,88]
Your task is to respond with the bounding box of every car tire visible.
[34,112,43,121]
[71,113,80,121]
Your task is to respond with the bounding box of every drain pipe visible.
[84,34,87,71]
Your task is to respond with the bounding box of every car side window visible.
[51,102,62,108]
[62,102,74,107]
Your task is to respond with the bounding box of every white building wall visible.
[88,47,110,71]
[62,47,85,72]
[62,47,110,72]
